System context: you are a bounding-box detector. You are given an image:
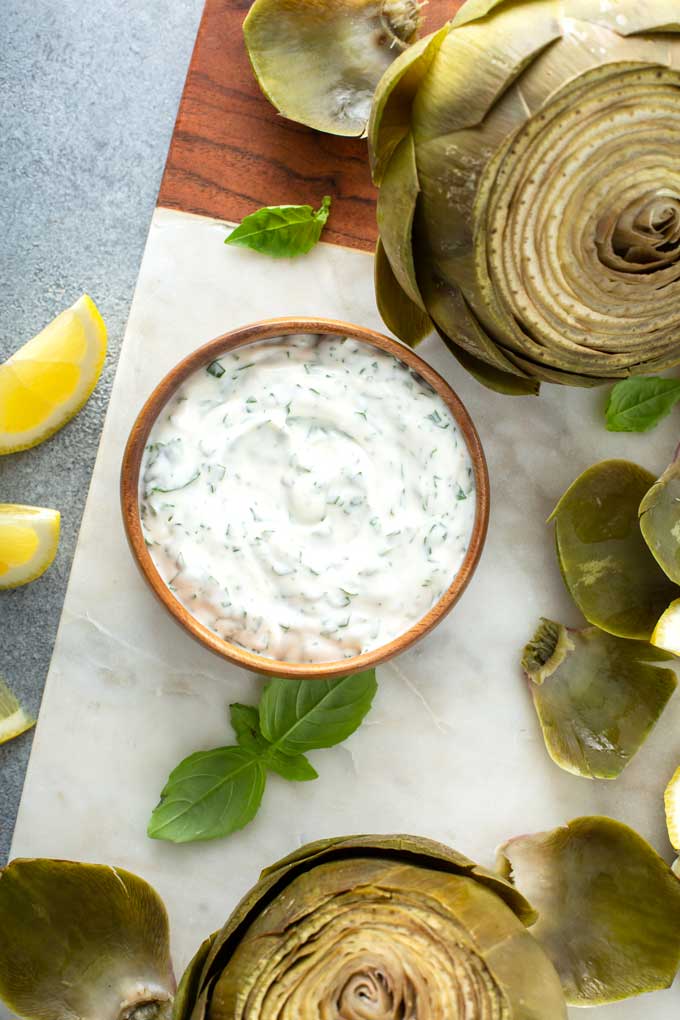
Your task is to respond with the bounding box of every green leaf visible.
[259,670,378,755]
[263,748,319,782]
[230,703,268,754]
[230,702,318,781]
[606,377,680,433]
[150,674,375,844]
[148,747,265,844]
[225,197,331,257]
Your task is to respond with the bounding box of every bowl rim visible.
[120,317,490,679]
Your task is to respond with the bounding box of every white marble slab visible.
[7,207,680,1018]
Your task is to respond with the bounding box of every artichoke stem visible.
[380,0,422,48]
[522,618,572,685]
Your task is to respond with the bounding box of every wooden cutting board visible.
[158,0,459,250]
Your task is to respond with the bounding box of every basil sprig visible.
[148,670,377,844]
[606,377,680,433]
[225,196,331,257]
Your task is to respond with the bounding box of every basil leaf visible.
[225,196,331,257]
[606,377,680,433]
[259,670,377,755]
[148,747,265,844]
[264,748,319,782]
[230,703,267,753]
[230,702,318,781]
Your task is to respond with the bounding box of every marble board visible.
[6,206,680,1019]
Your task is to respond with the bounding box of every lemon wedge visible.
[665,765,680,852]
[651,599,680,655]
[0,504,60,589]
[0,678,35,745]
[0,294,107,454]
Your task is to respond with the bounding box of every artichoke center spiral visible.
[609,192,680,268]
[337,967,403,1019]
[481,63,680,377]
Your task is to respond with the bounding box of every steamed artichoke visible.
[4,829,680,1018]
[177,834,566,1019]
[370,0,680,393]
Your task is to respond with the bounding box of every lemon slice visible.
[652,599,680,655]
[665,766,680,852]
[0,678,35,745]
[0,504,60,589]
[0,294,107,454]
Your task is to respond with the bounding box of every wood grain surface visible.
[158,0,462,251]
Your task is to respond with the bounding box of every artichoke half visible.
[370,0,680,393]
[179,834,565,1020]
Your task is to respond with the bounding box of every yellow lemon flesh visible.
[651,599,680,656]
[0,294,107,454]
[665,765,680,853]
[0,504,61,589]
[0,678,35,745]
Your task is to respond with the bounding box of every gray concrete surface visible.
[0,0,204,863]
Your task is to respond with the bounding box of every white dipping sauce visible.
[140,335,476,663]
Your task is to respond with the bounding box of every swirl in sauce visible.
[140,335,475,663]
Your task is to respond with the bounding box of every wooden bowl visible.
[121,318,489,679]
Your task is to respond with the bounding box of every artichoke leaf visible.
[498,816,680,1005]
[375,238,432,346]
[411,8,561,141]
[420,269,540,385]
[0,858,175,1020]
[173,934,217,1020]
[639,452,680,584]
[522,617,676,780]
[565,0,680,35]
[257,832,537,921]
[550,460,678,639]
[376,132,426,311]
[435,326,540,395]
[369,25,448,182]
[452,0,554,28]
[509,17,670,114]
[244,0,424,137]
